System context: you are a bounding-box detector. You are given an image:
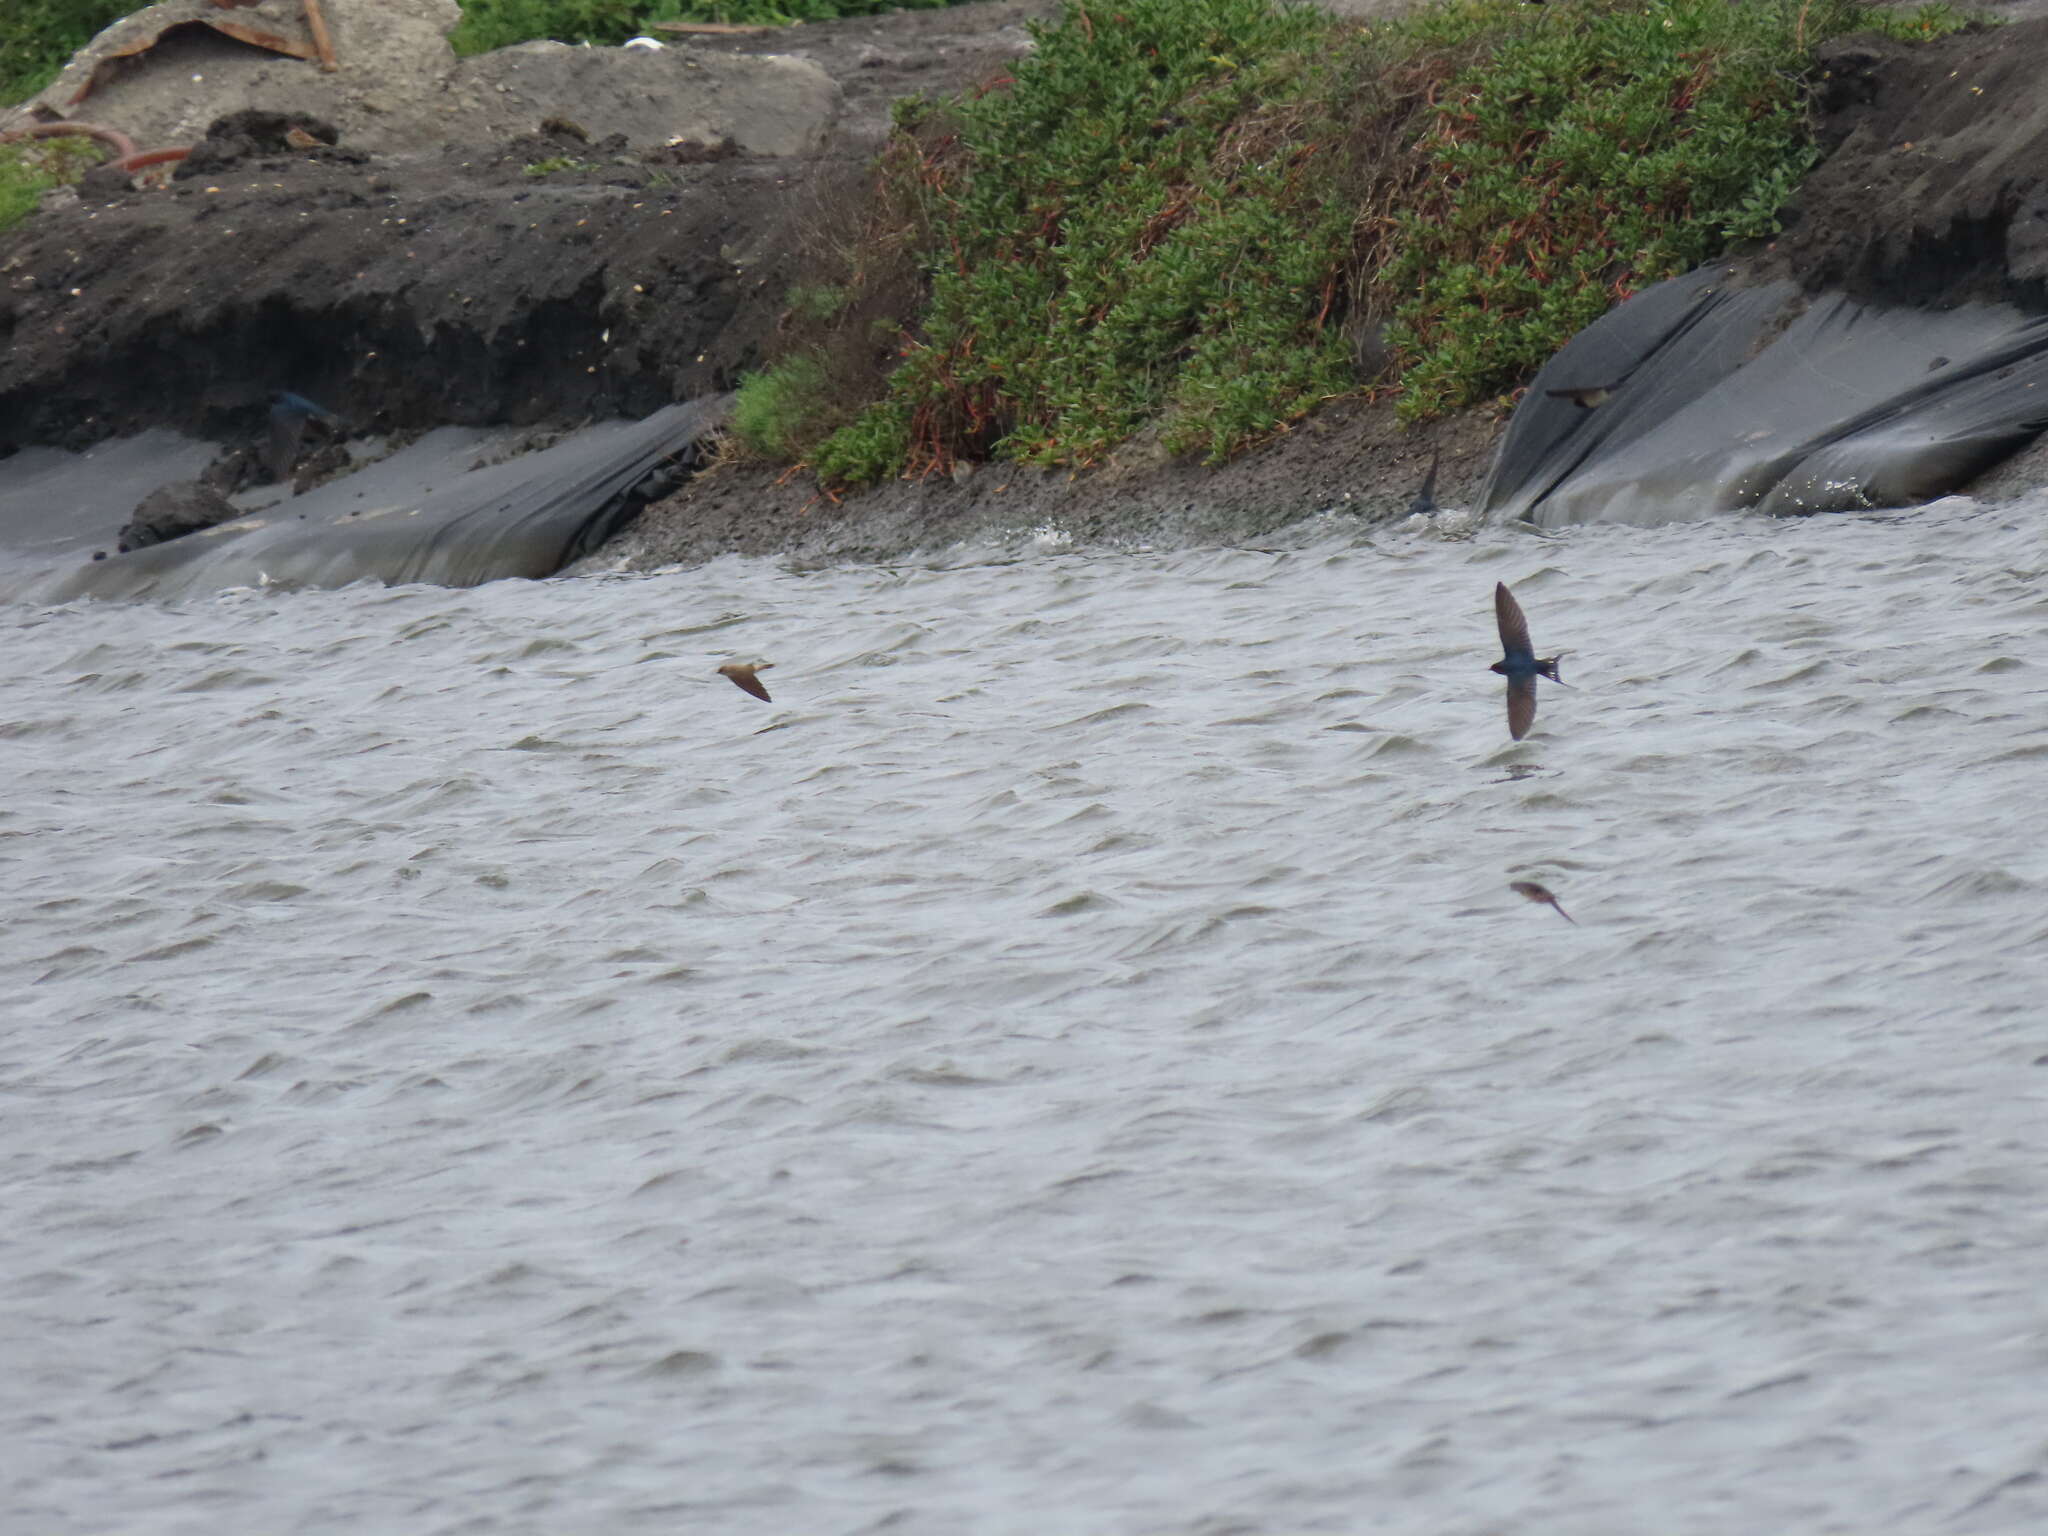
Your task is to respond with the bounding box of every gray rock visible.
[118,481,242,552]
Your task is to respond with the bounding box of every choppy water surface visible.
[7,495,2048,1535]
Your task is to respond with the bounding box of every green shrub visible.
[731,355,836,459]
[1369,0,1974,419]
[803,0,1363,481]
[1,0,131,104]
[812,399,913,484]
[769,0,1979,482]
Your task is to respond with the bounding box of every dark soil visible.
[1767,13,2048,308]
[5,1,2048,567]
[0,123,802,449]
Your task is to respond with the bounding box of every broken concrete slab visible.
[4,0,463,156]
[2,0,837,160]
[451,43,838,160]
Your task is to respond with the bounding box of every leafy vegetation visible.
[1373,0,1973,418]
[450,0,966,56]
[730,355,835,461]
[1,0,130,104]
[1,134,109,235]
[736,0,1976,482]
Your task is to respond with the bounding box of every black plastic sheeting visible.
[42,398,726,602]
[1480,265,2048,526]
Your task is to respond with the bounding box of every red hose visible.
[0,120,139,161]
[115,146,190,172]
[1,121,198,178]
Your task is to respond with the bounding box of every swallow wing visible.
[1506,673,1537,740]
[1409,446,1440,516]
[266,409,309,484]
[1495,582,1534,664]
[726,669,772,702]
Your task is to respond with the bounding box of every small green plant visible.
[785,283,847,325]
[1,0,131,103]
[731,355,835,460]
[1,133,108,234]
[522,156,599,177]
[812,399,913,484]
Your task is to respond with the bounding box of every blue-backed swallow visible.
[267,391,348,484]
[1490,581,1563,741]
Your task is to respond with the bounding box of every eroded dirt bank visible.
[0,1,1049,450]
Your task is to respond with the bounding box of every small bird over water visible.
[1491,581,1563,741]
[717,662,774,701]
[1544,383,1617,410]
[1407,444,1441,517]
[267,390,348,484]
[1509,880,1575,923]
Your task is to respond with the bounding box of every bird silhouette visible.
[1407,444,1441,517]
[1509,880,1575,923]
[266,391,348,485]
[1544,383,1617,409]
[717,662,774,701]
[1490,581,1563,741]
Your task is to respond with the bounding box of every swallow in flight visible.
[1509,880,1575,923]
[1408,444,1441,517]
[1491,581,1563,741]
[267,390,348,484]
[1544,383,1617,409]
[717,662,774,701]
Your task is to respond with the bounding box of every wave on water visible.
[5,489,2048,1534]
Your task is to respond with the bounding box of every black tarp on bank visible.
[1480,265,2048,526]
[35,398,725,603]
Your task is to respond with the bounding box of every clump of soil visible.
[1766,14,2048,307]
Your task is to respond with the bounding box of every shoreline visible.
[6,1,2048,579]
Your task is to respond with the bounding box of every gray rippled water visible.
[6,493,2048,1535]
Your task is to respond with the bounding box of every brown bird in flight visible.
[716,662,774,702]
[1509,880,1575,923]
[1544,383,1617,409]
